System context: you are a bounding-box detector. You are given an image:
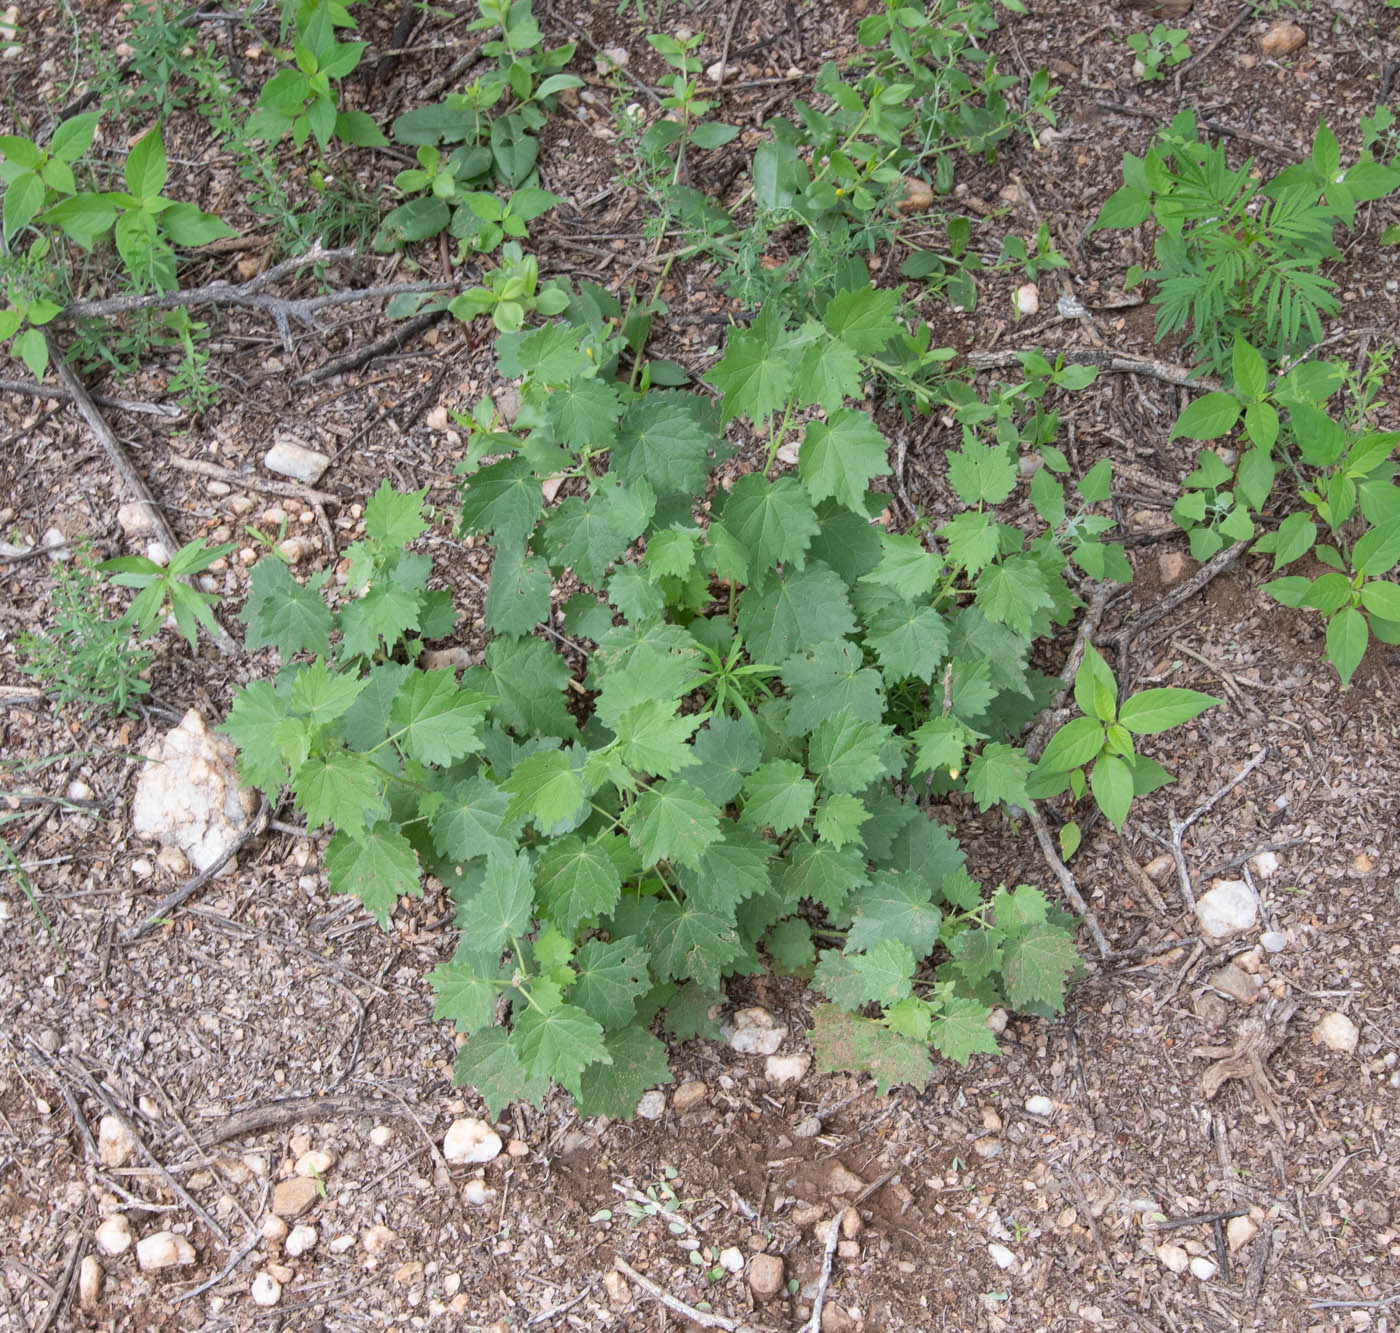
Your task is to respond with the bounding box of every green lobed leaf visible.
[781,639,885,732]
[740,759,815,835]
[431,775,522,866]
[324,825,420,926]
[568,936,650,1028]
[292,750,384,835]
[458,850,535,952]
[798,408,890,514]
[719,474,819,570]
[513,1000,610,1100]
[737,563,856,665]
[811,1002,932,1096]
[612,392,722,495]
[815,939,915,1009]
[536,835,623,932]
[453,1027,549,1117]
[814,792,869,850]
[241,558,334,659]
[929,994,1001,1065]
[646,899,742,990]
[808,708,892,794]
[502,749,587,831]
[966,742,1031,812]
[430,948,511,1034]
[846,871,941,957]
[577,1025,673,1119]
[390,670,490,765]
[1001,922,1078,1013]
[629,780,723,869]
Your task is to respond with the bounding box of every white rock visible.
[78,1254,103,1311]
[261,1214,288,1243]
[250,1272,281,1307]
[1312,1011,1359,1054]
[1189,1256,1218,1281]
[116,502,157,538]
[598,44,628,69]
[284,1224,317,1257]
[706,59,733,84]
[1024,1095,1054,1117]
[1249,850,1280,878]
[369,1125,393,1148]
[986,1008,1009,1035]
[765,1052,811,1085]
[462,1177,492,1206]
[1155,1243,1189,1274]
[1013,283,1039,316]
[443,1117,502,1165]
[95,1216,133,1256]
[145,540,171,566]
[1195,879,1257,941]
[361,1224,395,1255]
[635,1090,666,1120]
[98,1114,136,1168]
[136,1230,196,1271]
[673,1081,707,1112]
[987,1242,1016,1270]
[294,1149,335,1178]
[731,1024,786,1056]
[130,711,258,874]
[329,1233,356,1254]
[1259,930,1288,953]
[1226,1215,1258,1252]
[719,1246,745,1273]
[264,440,330,484]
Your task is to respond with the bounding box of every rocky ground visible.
[1,0,1398,1330]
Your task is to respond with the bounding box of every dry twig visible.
[611,1257,740,1331]
[804,1212,843,1333]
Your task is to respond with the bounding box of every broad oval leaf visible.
[1117,687,1220,735]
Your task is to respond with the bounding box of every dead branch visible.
[164,455,340,506]
[967,346,1221,390]
[610,1258,739,1331]
[44,331,238,654]
[296,307,447,384]
[804,1213,843,1333]
[1113,538,1250,659]
[1026,801,1112,957]
[0,376,182,417]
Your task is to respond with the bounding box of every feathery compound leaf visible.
[812,1002,932,1096]
[390,670,489,765]
[324,825,420,926]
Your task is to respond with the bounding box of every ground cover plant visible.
[2,0,1400,1325]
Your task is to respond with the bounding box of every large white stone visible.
[1312,1011,1359,1054]
[130,710,258,873]
[442,1118,502,1165]
[264,440,329,484]
[136,1230,196,1271]
[97,1114,136,1167]
[1195,879,1257,941]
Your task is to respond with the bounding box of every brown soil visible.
[2,2,1398,1331]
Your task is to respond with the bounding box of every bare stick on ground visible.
[44,332,238,655]
[164,455,340,505]
[1112,538,1250,666]
[35,1233,84,1333]
[196,1095,428,1149]
[610,1257,739,1331]
[1026,801,1112,957]
[967,346,1221,390]
[804,1211,843,1333]
[0,377,182,417]
[121,795,270,943]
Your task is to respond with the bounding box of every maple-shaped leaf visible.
[740,759,814,834]
[1002,922,1078,1013]
[737,562,856,665]
[781,640,885,733]
[812,1002,932,1096]
[862,532,943,599]
[939,510,1000,576]
[292,749,384,835]
[568,936,651,1028]
[364,480,428,548]
[287,658,367,726]
[241,558,334,660]
[458,850,535,953]
[613,699,700,778]
[807,708,892,794]
[974,555,1054,638]
[846,871,942,958]
[324,825,420,926]
[338,578,425,661]
[612,392,721,495]
[966,742,1031,812]
[782,840,868,914]
[223,681,293,791]
[823,284,902,354]
[798,408,890,514]
[883,813,965,897]
[545,373,624,448]
[865,599,949,683]
[814,792,869,849]
[577,1024,673,1119]
[606,565,665,624]
[795,327,864,412]
[466,636,577,739]
[930,994,1002,1065]
[535,834,623,932]
[333,663,410,752]
[687,712,762,805]
[453,1027,548,1117]
[663,980,724,1040]
[708,319,795,425]
[703,519,750,585]
[429,946,510,1034]
[485,543,551,638]
[431,775,522,866]
[629,779,722,870]
[991,883,1049,932]
[908,716,970,781]
[644,526,700,581]
[947,439,1017,506]
[766,916,816,970]
[646,899,742,989]
[537,494,631,586]
[677,828,773,915]
[503,749,587,831]
[513,1000,610,1099]
[389,670,489,766]
[806,499,885,587]
[718,474,819,570]
[938,866,983,913]
[457,456,542,547]
[815,938,914,1009]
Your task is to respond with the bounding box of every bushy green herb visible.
[1092,113,1400,373]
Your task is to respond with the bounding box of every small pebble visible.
[987,1242,1016,1270]
[260,1215,288,1244]
[1226,1215,1258,1252]
[443,1118,502,1165]
[1189,1256,1218,1281]
[284,1224,317,1258]
[1195,879,1257,941]
[719,1246,745,1273]
[747,1253,784,1299]
[250,1272,281,1307]
[294,1149,335,1178]
[1155,1243,1189,1274]
[765,1053,810,1085]
[78,1255,103,1311]
[1024,1095,1054,1117]
[361,1224,395,1255]
[136,1231,196,1271]
[97,1115,136,1168]
[95,1216,132,1257]
[1312,1011,1359,1054]
[264,440,329,484]
[673,1081,707,1112]
[369,1125,393,1148]
[635,1090,666,1120]
[462,1178,492,1206]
